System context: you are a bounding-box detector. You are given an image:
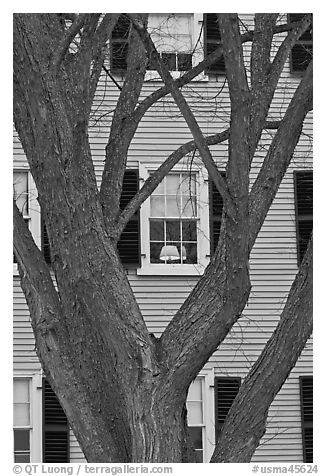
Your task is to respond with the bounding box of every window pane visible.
[188,379,202,401]
[182,221,197,241]
[14,430,30,451]
[166,196,181,216]
[150,195,165,217]
[152,180,164,195]
[183,243,197,264]
[180,174,196,195]
[166,221,180,241]
[14,404,30,426]
[166,175,179,194]
[13,172,28,216]
[188,426,203,449]
[13,380,29,403]
[182,196,197,217]
[161,242,181,262]
[150,242,165,263]
[15,453,30,463]
[150,220,164,241]
[187,401,203,425]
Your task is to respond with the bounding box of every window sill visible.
[137,262,207,276]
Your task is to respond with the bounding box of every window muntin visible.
[149,173,198,264]
[13,379,31,463]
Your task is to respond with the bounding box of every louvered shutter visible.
[209,172,225,253]
[41,171,140,267]
[43,379,69,463]
[110,14,131,72]
[204,14,225,73]
[214,377,241,440]
[288,14,312,72]
[117,170,141,266]
[41,216,52,265]
[294,171,313,264]
[300,376,313,462]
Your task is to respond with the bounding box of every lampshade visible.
[159,245,180,261]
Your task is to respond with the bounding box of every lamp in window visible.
[160,245,180,261]
[159,245,187,262]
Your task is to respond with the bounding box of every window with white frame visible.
[13,171,40,266]
[187,377,204,462]
[13,379,31,462]
[13,171,29,223]
[139,164,210,275]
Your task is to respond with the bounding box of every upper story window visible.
[110,14,203,76]
[138,162,210,275]
[110,14,131,73]
[147,14,194,72]
[288,14,313,73]
[203,14,225,74]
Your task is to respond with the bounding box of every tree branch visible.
[130,20,296,130]
[13,200,62,335]
[130,15,237,221]
[116,129,230,235]
[52,13,89,70]
[211,237,312,462]
[249,61,313,250]
[249,14,312,160]
[100,14,149,234]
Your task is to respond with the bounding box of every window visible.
[110,14,131,73]
[187,378,204,462]
[300,376,313,462]
[288,14,312,73]
[214,377,241,440]
[139,163,210,275]
[203,14,225,73]
[13,171,40,266]
[43,379,69,463]
[294,171,313,265]
[147,14,194,73]
[13,379,31,462]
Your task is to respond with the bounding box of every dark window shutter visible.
[300,376,313,463]
[110,14,131,73]
[288,14,312,73]
[209,172,225,254]
[294,171,313,265]
[117,170,141,266]
[204,14,225,73]
[215,377,241,440]
[41,216,52,265]
[43,379,69,463]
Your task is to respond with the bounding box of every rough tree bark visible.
[13,13,312,462]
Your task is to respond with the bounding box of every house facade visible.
[13,13,313,463]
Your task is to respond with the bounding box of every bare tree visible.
[13,13,312,463]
